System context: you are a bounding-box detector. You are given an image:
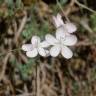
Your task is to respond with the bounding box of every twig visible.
[64,0,76,16]
[12,19,18,33]
[14,11,27,43]
[56,0,70,21]
[56,63,65,95]
[19,52,28,63]
[40,63,47,85]
[75,41,95,47]
[70,15,93,33]
[3,76,16,96]
[16,93,33,96]
[36,66,40,96]
[0,53,11,81]
[75,0,96,14]
[0,48,21,57]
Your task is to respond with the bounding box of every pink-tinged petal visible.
[56,27,66,40]
[38,48,49,57]
[31,36,40,46]
[22,44,33,51]
[62,35,77,46]
[61,46,73,59]
[53,16,59,28]
[50,45,60,57]
[57,14,64,26]
[40,41,50,48]
[45,34,58,45]
[57,13,62,19]
[53,14,64,28]
[65,22,77,33]
[26,49,38,58]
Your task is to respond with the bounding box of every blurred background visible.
[0,0,96,96]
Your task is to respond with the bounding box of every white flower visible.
[21,14,78,59]
[45,31,77,59]
[53,13,77,34]
[22,36,50,58]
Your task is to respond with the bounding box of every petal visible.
[50,45,60,57]
[45,34,58,45]
[57,14,64,26]
[22,44,33,51]
[61,46,73,59]
[53,14,64,28]
[62,35,77,46]
[38,48,49,57]
[31,36,40,45]
[40,41,50,48]
[65,22,77,33]
[26,49,38,58]
[56,27,66,40]
[57,13,62,19]
[53,16,59,28]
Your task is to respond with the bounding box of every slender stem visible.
[36,65,40,96]
[35,63,37,96]
[36,62,39,96]
[0,48,21,57]
[56,0,70,22]
[75,0,96,14]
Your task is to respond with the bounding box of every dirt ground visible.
[0,0,96,96]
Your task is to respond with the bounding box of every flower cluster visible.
[22,14,77,59]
